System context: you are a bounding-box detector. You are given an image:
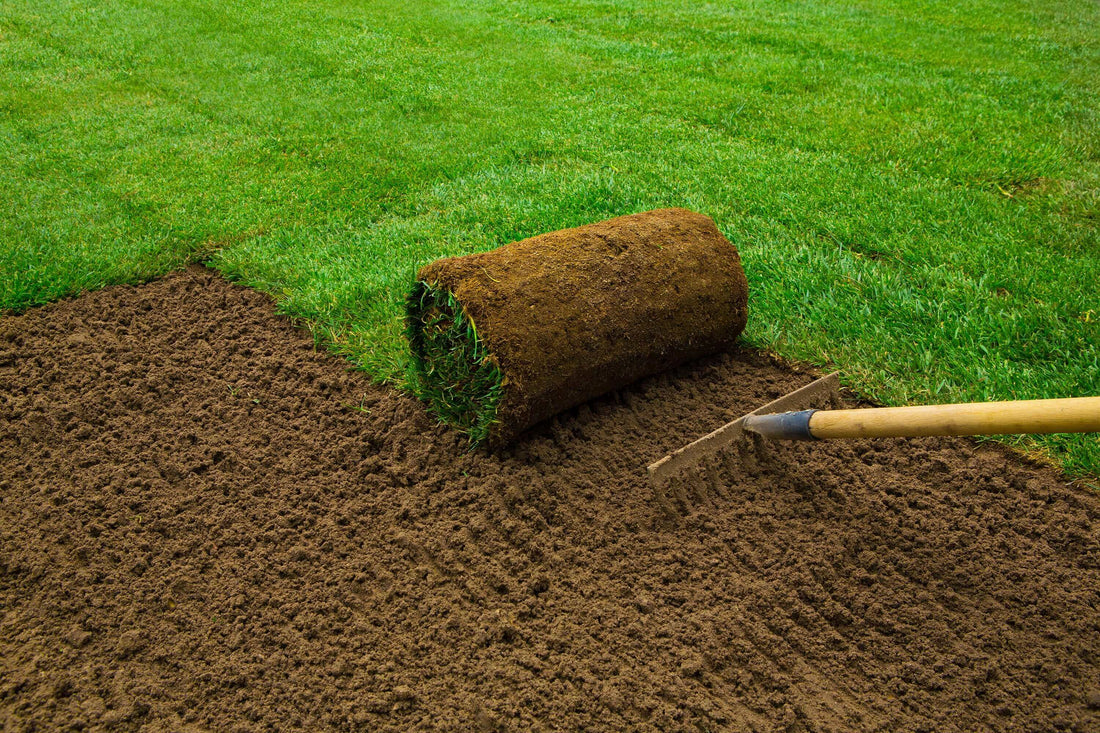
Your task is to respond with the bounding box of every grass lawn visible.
[2,0,1098,475]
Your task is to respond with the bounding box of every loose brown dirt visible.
[2,266,1099,732]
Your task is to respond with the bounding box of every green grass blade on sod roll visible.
[406,281,506,446]
[406,209,750,447]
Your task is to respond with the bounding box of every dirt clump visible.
[2,265,1099,731]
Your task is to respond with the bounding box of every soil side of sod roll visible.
[408,208,749,446]
[3,266,1100,731]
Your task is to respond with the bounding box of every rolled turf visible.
[407,208,749,446]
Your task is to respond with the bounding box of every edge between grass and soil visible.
[2,0,1097,477]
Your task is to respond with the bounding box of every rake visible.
[648,373,1100,512]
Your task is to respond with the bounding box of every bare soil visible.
[2,266,1099,732]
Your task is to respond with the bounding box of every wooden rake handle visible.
[742,396,1100,440]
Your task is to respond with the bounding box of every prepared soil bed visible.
[2,266,1099,732]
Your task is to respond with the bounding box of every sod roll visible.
[407,208,749,446]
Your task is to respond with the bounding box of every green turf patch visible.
[406,281,504,446]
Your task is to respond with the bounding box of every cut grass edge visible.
[405,280,505,447]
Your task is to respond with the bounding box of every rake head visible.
[648,372,842,516]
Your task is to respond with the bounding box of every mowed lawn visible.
[2,0,1098,474]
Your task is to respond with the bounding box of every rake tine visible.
[647,372,841,516]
